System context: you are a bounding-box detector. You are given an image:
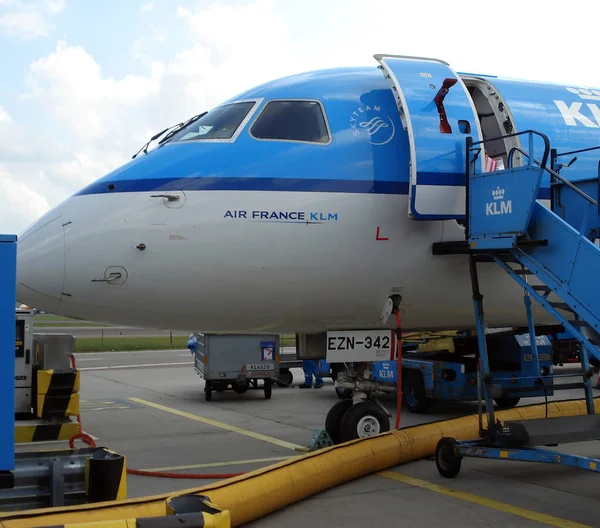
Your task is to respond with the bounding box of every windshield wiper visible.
[157,112,207,146]
[132,127,172,159]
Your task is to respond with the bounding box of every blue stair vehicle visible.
[433,129,600,478]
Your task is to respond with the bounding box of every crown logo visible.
[566,87,600,101]
[492,187,505,200]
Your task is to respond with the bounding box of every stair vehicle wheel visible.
[403,370,431,413]
[340,400,390,442]
[275,368,293,388]
[325,399,354,444]
[264,379,273,399]
[204,380,213,402]
[494,397,520,409]
[435,437,462,479]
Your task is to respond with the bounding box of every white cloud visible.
[0,9,48,38]
[0,0,65,39]
[0,168,51,235]
[140,1,153,12]
[43,0,64,14]
[0,106,12,123]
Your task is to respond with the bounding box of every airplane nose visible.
[16,213,66,314]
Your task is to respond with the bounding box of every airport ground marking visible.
[80,361,193,371]
[143,456,295,472]
[378,470,592,528]
[128,397,305,451]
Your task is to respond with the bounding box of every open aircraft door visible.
[374,54,483,220]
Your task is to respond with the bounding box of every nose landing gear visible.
[325,381,392,444]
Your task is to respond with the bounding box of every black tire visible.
[403,370,431,413]
[275,369,293,388]
[204,380,212,402]
[339,400,390,442]
[325,399,354,444]
[233,381,249,394]
[335,387,353,399]
[213,381,228,392]
[264,379,272,399]
[436,437,462,478]
[587,350,600,368]
[494,397,520,409]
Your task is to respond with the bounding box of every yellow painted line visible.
[378,471,591,528]
[143,456,294,472]
[128,397,305,451]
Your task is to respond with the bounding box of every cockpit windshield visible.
[160,101,255,144]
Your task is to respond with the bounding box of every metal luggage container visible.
[189,333,280,401]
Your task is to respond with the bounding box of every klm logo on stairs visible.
[486,187,512,216]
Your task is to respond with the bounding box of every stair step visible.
[549,302,575,313]
[504,415,600,446]
[514,269,532,275]
[532,285,551,291]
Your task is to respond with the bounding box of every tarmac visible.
[16,349,600,527]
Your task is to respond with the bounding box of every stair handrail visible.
[507,146,597,207]
[467,129,551,173]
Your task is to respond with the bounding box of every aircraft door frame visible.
[374,54,484,220]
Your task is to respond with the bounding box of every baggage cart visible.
[188,333,279,401]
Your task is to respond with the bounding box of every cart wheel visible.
[403,370,431,414]
[264,379,273,399]
[325,399,353,444]
[339,400,390,442]
[204,380,213,402]
[233,381,249,394]
[435,437,462,479]
[494,397,520,409]
[275,369,293,388]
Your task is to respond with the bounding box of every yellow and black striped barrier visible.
[85,450,127,504]
[14,418,80,443]
[35,369,80,420]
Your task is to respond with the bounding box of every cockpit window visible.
[250,100,330,144]
[162,101,256,143]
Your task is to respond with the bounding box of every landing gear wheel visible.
[264,379,273,399]
[436,437,462,478]
[403,371,431,413]
[204,380,213,402]
[325,399,353,444]
[340,400,390,442]
[494,397,520,409]
[275,369,293,388]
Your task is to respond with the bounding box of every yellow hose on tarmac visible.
[0,397,596,528]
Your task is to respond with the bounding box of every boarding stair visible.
[433,130,600,457]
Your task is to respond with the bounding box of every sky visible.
[1,0,599,235]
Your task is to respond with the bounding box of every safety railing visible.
[465,130,550,239]
[507,146,598,207]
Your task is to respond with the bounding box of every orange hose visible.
[126,468,244,479]
[393,309,404,429]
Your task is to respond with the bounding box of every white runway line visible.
[80,361,194,371]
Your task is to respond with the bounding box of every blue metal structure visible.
[433,128,600,478]
[0,234,17,472]
[318,331,554,413]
